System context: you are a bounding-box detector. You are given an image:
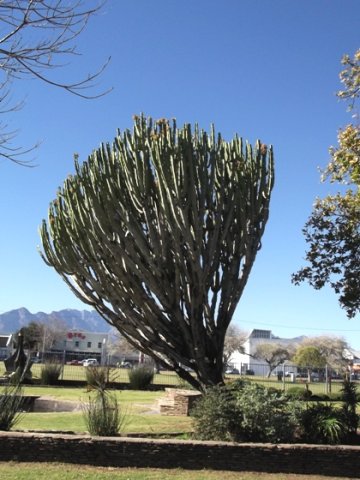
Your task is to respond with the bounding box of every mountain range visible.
[0,308,112,334]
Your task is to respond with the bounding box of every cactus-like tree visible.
[40,115,274,391]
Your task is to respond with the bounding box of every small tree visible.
[107,329,139,362]
[16,322,44,351]
[253,343,292,378]
[40,115,274,392]
[16,319,66,356]
[293,49,360,317]
[299,336,349,373]
[293,346,326,382]
[223,325,247,370]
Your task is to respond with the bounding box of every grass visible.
[0,463,355,480]
[20,386,161,405]
[15,411,193,435]
[1,385,358,479]
[5,386,193,435]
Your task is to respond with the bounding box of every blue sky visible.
[0,0,359,348]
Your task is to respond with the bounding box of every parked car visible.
[31,357,42,364]
[66,359,83,365]
[225,367,239,375]
[82,358,99,367]
[117,361,132,369]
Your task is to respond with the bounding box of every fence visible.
[0,355,357,393]
[226,362,356,395]
[0,357,184,388]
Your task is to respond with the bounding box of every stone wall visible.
[158,389,201,415]
[1,432,360,477]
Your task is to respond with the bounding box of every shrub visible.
[267,386,282,396]
[310,394,329,401]
[40,362,62,385]
[82,391,127,436]
[327,392,342,401]
[176,376,195,390]
[128,365,154,390]
[85,366,111,391]
[192,380,297,443]
[340,379,359,439]
[234,383,297,443]
[191,383,241,442]
[296,403,346,444]
[286,386,312,400]
[82,365,126,436]
[0,385,24,431]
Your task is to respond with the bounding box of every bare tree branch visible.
[0,0,111,164]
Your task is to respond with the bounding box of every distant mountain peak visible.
[0,308,111,334]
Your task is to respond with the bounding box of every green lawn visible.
[15,411,193,435]
[21,386,161,404]
[1,386,358,479]
[0,463,355,480]
[6,387,193,435]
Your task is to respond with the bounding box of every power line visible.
[239,319,360,333]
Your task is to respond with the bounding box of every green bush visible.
[296,403,346,444]
[310,394,329,401]
[267,386,282,396]
[0,385,24,431]
[128,365,154,390]
[327,392,342,401]
[82,365,126,436]
[192,380,297,443]
[234,383,297,443]
[82,391,126,436]
[340,379,359,439]
[286,386,312,400]
[176,376,195,390]
[40,362,62,385]
[85,366,110,391]
[191,383,242,442]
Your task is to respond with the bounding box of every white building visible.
[51,329,109,363]
[0,334,13,360]
[230,329,302,376]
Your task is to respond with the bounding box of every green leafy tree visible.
[292,49,360,318]
[40,115,274,392]
[293,345,326,382]
[17,322,44,351]
[299,335,348,372]
[223,325,247,370]
[253,343,293,378]
[16,319,66,354]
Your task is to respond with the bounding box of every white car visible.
[82,358,99,367]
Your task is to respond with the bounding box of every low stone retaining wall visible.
[1,432,360,477]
